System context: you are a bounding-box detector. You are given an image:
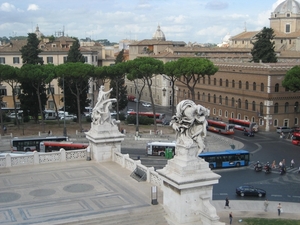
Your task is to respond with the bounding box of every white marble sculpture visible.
[91,85,118,126]
[170,99,210,156]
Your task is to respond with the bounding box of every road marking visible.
[271,194,283,197]
[219,193,228,195]
[252,143,262,153]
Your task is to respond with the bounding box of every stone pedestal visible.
[157,144,225,225]
[85,123,125,162]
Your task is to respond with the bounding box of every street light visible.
[63,75,67,137]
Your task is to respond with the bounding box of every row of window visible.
[0,55,97,65]
[0,86,55,96]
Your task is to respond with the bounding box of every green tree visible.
[20,33,43,65]
[126,57,164,133]
[67,38,85,63]
[164,60,180,116]
[56,63,94,130]
[251,27,277,63]
[282,65,300,92]
[0,65,20,127]
[19,64,50,131]
[175,58,218,101]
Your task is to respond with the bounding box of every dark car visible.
[243,130,254,137]
[236,185,266,197]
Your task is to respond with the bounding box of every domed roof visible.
[152,25,166,41]
[35,25,44,39]
[274,0,300,14]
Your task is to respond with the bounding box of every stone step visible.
[58,204,167,225]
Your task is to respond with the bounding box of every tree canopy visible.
[66,38,85,63]
[251,27,277,63]
[282,65,300,92]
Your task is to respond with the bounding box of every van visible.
[44,110,57,120]
[276,126,292,133]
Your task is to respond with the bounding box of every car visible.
[127,109,134,114]
[60,115,77,120]
[7,113,22,120]
[236,185,266,197]
[276,126,293,133]
[243,130,254,137]
[162,120,170,126]
[142,102,151,107]
[291,126,300,133]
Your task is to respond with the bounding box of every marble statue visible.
[170,100,210,155]
[91,85,118,125]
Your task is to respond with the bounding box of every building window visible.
[213,108,216,115]
[219,79,222,86]
[252,101,256,111]
[84,56,88,62]
[0,88,7,96]
[213,94,216,103]
[226,79,229,87]
[219,109,222,116]
[47,86,55,94]
[274,119,278,126]
[63,56,68,63]
[231,98,235,107]
[295,118,298,125]
[47,57,53,64]
[239,81,242,89]
[261,83,264,92]
[285,102,289,113]
[295,102,299,112]
[232,80,235,88]
[197,92,200,100]
[225,96,228,106]
[238,99,241,108]
[13,57,20,64]
[219,95,222,104]
[95,56,98,62]
[92,56,94,62]
[245,100,248,110]
[0,57,5,64]
[225,111,228,118]
[275,83,279,92]
[253,82,256,91]
[208,94,210,102]
[274,103,279,113]
[214,78,216,85]
[260,102,263,116]
[48,101,54,109]
[246,81,249,90]
[286,24,290,33]
[13,86,21,95]
[202,93,205,101]
[287,13,290,17]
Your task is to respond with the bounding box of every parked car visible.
[127,109,134,114]
[60,115,77,120]
[162,120,170,126]
[7,113,22,120]
[243,130,254,137]
[142,102,151,107]
[236,185,266,197]
[276,126,292,133]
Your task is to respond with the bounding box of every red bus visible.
[292,132,300,145]
[228,118,258,132]
[39,141,88,152]
[207,120,235,135]
[128,111,165,123]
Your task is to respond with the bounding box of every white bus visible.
[146,141,176,156]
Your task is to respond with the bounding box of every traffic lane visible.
[212,167,300,203]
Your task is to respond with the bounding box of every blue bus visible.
[199,150,250,169]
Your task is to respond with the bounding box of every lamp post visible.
[63,75,67,137]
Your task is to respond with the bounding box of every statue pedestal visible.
[157,144,225,225]
[85,123,125,162]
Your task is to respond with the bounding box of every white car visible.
[142,103,151,107]
[60,115,77,120]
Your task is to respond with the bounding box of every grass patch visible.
[243,218,300,225]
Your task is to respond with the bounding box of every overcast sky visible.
[0,0,286,44]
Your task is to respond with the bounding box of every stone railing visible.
[0,149,87,168]
[113,151,163,187]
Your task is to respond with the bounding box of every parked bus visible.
[207,120,235,135]
[292,132,300,145]
[11,136,68,152]
[146,141,176,156]
[128,111,165,123]
[40,141,88,152]
[228,118,258,132]
[199,150,250,169]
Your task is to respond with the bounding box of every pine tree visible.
[66,38,85,63]
[251,27,277,63]
[20,33,43,65]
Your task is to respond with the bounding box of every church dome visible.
[274,0,300,14]
[152,25,166,41]
[35,25,44,39]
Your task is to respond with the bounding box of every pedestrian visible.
[272,160,276,169]
[277,203,282,216]
[264,199,269,212]
[224,197,230,209]
[279,161,283,169]
[3,126,7,134]
[229,212,233,224]
[291,159,295,168]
